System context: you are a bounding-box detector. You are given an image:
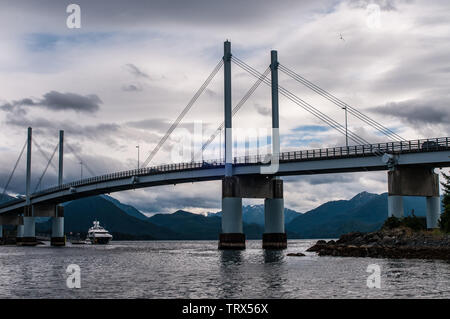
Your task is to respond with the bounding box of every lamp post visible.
[136,145,140,170]
[79,161,83,179]
[343,106,348,148]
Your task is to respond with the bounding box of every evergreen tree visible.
[440,172,450,233]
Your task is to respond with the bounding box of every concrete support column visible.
[219,177,245,250]
[0,225,3,244]
[22,205,36,246]
[263,179,287,249]
[426,196,440,229]
[51,206,65,246]
[51,130,65,246]
[23,217,36,246]
[16,224,24,245]
[388,195,404,218]
[264,199,284,233]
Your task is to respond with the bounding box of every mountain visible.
[100,195,148,221]
[207,205,301,226]
[0,194,17,204]
[37,196,181,240]
[22,191,445,240]
[286,192,442,239]
[149,210,270,239]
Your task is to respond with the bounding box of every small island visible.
[306,171,450,261]
[306,216,450,260]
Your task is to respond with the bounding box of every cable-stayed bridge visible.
[1,41,449,249]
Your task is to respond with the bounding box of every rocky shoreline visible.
[306,227,450,260]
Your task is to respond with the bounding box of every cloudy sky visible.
[0,0,449,215]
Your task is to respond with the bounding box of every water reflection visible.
[0,241,449,298]
[263,249,285,263]
[218,250,245,298]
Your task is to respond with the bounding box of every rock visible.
[306,227,450,260]
[336,232,364,244]
[306,240,327,252]
[287,253,306,257]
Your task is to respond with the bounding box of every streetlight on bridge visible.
[342,106,348,148]
[136,145,140,170]
[79,161,83,179]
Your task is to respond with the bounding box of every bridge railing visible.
[1,137,448,209]
[233,137,449,164]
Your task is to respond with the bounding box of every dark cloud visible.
[4,115,121,146]
[122,84,143,92]
[118,184,221,214]
[0,91,102,114]
[125,64,149,79]
[41,91,102,112]
[254,103,270,116]
[369,98,450,126]
[347,0,399,11]
[286,174,355,185]
[2,0,326,30]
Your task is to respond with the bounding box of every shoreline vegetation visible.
[306,216,450,260]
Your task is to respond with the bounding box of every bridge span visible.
[1,137,449,213]
[1,41,448,249]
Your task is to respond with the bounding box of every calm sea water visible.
[0,239,449,298]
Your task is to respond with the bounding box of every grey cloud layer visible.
[125,64,149,79]
[1,0,450,214]
[1,91,102,114]
[370,97,450,126]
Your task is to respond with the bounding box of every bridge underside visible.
[1,149,449,214]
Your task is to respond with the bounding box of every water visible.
[0,239,449,298]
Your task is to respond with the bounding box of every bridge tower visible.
[51,130,65,246]
[21,127,36,245]
[218,45,288,249]
[219,40,245,249]
[263,50,287,249]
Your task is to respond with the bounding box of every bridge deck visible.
[1,137,449,213]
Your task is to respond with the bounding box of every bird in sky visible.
[339,33,345,41]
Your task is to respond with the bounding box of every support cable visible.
[33,142,59,193]
[278,64,404,141]
[142,59,224,168]
[1,139,27,200]
[32,139,57,171]
[66,142,96,178]
[232,56,371,147]
[197,66,271,159]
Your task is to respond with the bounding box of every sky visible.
[0,0,449,215]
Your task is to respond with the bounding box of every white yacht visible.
[87,221,113,244]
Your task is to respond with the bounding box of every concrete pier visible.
[219,196,245,250]
[263,179,287,249]
[263,198,286,249]
[16,224,24,244]
[22,216,36,246]
[51,206,65,246]
[387,167,440,225]
[426,196,440,229]
[388,195,404,218]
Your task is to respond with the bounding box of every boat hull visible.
[89,237,112,245]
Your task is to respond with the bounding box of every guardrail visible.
[1,137,449,210]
